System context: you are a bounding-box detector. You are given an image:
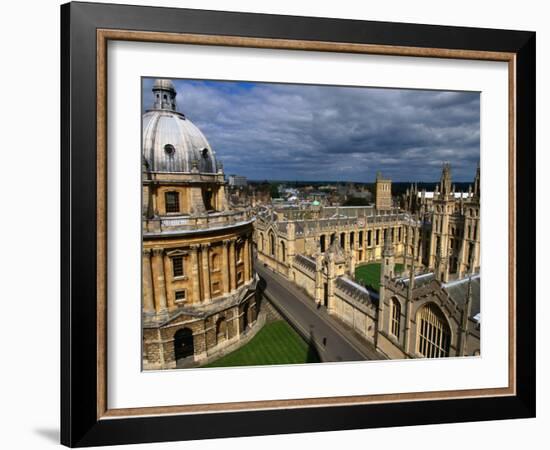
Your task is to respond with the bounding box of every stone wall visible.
[143,288,258,370]
[291,255,317,298]
[276,252,378,346]
[333,278,377,343]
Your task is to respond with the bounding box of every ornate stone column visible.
[151,248,167,313]
[243,235,251,281]
[142,248,155,315]
[249,238,254,279]
[162,253,174,309]
[190,244,201,303]
[151,184,159,216]
[201,243,211,302]
[222,240,230,294]
[229,239,237,291]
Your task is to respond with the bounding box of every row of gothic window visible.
[317,227,404,253]
[259,233,287,262]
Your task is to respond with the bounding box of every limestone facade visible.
[375,171,392,210]
[255,164,481,359]
[142,80,258,370]
[255,205,423,278]
[402,164,481,281]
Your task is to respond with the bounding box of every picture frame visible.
[60,1,536,447]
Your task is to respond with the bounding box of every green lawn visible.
[204,320,320,368]
[355,262,404,292]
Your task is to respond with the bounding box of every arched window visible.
[269,232,275,256]
[260,233,265,252]
[216,317,227,344]
[390,298,401,338]
[280,241,286,262]
[320,235,326,253]
[174,328,194,360]
[165,191,180,213]
[416,303,451,358]
[202,187,214,211]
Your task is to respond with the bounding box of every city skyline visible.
[142,78,480,182]
[141,78,481,371]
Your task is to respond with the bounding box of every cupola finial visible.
[152,79,177,111]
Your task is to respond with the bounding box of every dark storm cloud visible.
[142,78,480,182]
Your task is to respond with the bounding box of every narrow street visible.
[256,263,382,362]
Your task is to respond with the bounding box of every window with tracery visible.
[416,303,451,358]
[391,298,401,338]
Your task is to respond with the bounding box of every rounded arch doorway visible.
[174,327,194,361]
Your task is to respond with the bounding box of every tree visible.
[270,183,280,199]
[343,196,369,206]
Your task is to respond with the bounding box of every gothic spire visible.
[473,163,480,198]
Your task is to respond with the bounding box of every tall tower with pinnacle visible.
[429,164,455,282]
[439,163,452,198]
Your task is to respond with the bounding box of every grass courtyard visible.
[355,262,404,292]
[204,320,320,368]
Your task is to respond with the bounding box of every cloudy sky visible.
[142,78,480,182]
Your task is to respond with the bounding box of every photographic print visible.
[141,78,481,371]
[62,6,535,444]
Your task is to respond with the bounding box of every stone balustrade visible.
[144,209,254,233]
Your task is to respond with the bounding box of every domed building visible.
[142,79,258,370]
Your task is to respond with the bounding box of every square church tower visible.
[375,171,392,210]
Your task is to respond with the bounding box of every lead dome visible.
[142,79,218,174]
